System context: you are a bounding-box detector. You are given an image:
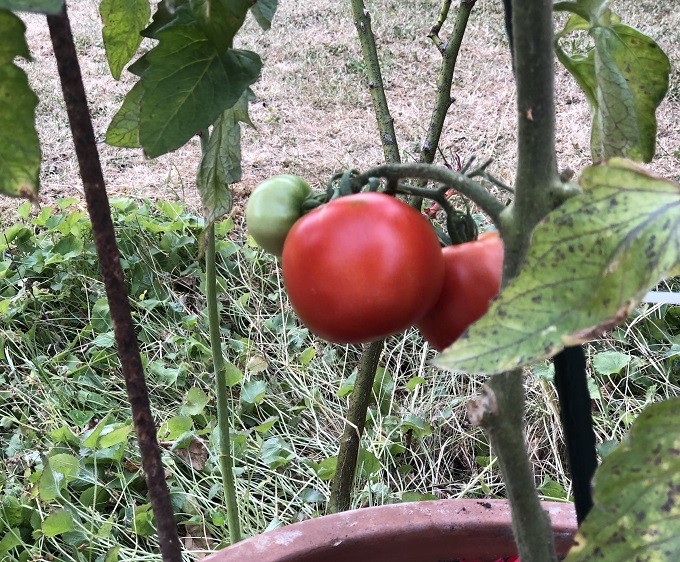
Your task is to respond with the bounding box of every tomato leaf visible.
[0,0,62,13]
[565,398,680,561]
[106,80,143,148]
[250,0,278,31]
[190,0,251,52]
[196,88,254,224]
[555,5,669,163]
[435,159,680,375]
[137,5,261,158]
[0,11,40,202]
[100,0,150,80]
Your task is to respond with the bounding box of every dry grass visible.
[4,0,678,220]
[2,0,679,523]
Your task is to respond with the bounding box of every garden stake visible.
[46,5,182,560]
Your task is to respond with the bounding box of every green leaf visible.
[42,509,73,537]
[555,12,669,163]
[337,371,356,398]
[106,80,143,148]
[401,491,437,503]
[158,415,193,440]
[224,362,243,387]
[196,88,254,223]
[190,0,251,51]
[538,477,569,500]
[82,414,112,448]
[406,376,425,392]
[181,387,209,416]
[137,6,261,157]
[566,398,680,561]
[48,453,79,481]
[0,12,40,202]
[250,0,277,31]
[100,0,150,79]
[240,379,267,407]
[400,415,432,438]
[98,423,133,448]
[0,527,22,554]
[0,0,63,13]
[436,159,680,375]
[104,545,120,562]
[313,456,337,481]
[0,10,29,63]
[592,351,631,377]
[260,436,295,469]
[253,416,278,434]
[357,448,380,478]
[132,503,155,537]
[298,347,316,366]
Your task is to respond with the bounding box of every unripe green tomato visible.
[246,175,312,256]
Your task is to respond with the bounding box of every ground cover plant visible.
[0,0,679,561]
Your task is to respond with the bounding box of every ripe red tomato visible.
[417,231,504,351]
[282,192,445,344]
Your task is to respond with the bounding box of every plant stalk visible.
[476,0,563,560]
[472,373,558,562]
[200,133,243,544]
[328,341,383,513]
[422,0,476,164]
[349,0,400,163]
[328,0,402,513]
[46,5,181,561]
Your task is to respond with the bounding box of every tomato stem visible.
[353,163,507,229]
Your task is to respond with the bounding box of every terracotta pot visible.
[202,499,577,562]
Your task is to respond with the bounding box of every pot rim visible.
[202,498,577,562]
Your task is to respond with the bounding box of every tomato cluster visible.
[245,175,504,348]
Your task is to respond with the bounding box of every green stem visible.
[201,132,242,545]
[422,0,476,164]
[354,162,506,227]
[328,341,383,514]
[474,0,563,560]
[503,0,561,278]
[349,0,400,163]
[471,372,558,562]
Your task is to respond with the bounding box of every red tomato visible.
[282,192,445,344]
[417,231,504,351]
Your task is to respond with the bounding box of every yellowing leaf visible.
[436,159,680,375]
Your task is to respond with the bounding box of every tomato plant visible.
[417,231,504,351]
[282,192,445,344]
[245,174,312,256]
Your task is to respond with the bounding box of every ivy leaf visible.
[565,398,680,561]
[138,6,261,157]
[435,159,680,375]
[555,6,669,163]
[196,88,254,224]
[0,11,40,202]
[0,0,62,13]
[250,0,278,31]
[190,0,252,52]
[100,0,150,80]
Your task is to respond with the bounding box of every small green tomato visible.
[245,174,312,256]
